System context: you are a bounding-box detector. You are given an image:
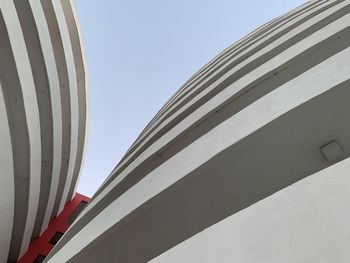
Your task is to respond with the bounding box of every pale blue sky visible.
[75,0,307,197]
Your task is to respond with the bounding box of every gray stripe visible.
[40,0,72,220]
[13,0,54,243]
[0,10,31,263]
[59,0,87,204]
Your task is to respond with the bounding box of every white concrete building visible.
[1,0,350,262]
[0,0,87,262]
[45,0,350,262]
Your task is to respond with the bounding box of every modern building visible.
[0,0,87,262]
[1,0,350,262]
[45,0,350,262]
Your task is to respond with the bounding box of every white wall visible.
[151,157,350,263]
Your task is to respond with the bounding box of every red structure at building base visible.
[18,193,90,263]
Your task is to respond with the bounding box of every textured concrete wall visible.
[0,0,87,261]
[46,0,350,262]
[151,158,350,263]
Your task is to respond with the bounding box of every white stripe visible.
[66,0,89,201]
[47,46,350,263]
[0,0,42,256]
[51,0,79,214]
[0,81,15,263]
[150,157,350,263]
[28,0,64,234]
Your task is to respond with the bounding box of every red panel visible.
[17,193,90,263]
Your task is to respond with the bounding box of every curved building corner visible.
[0,0,88,262]
[46,0,350,262]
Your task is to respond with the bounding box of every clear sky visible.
[75,0,307,197]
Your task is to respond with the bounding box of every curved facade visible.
[48,0,350,262]
[0,0,87,262]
